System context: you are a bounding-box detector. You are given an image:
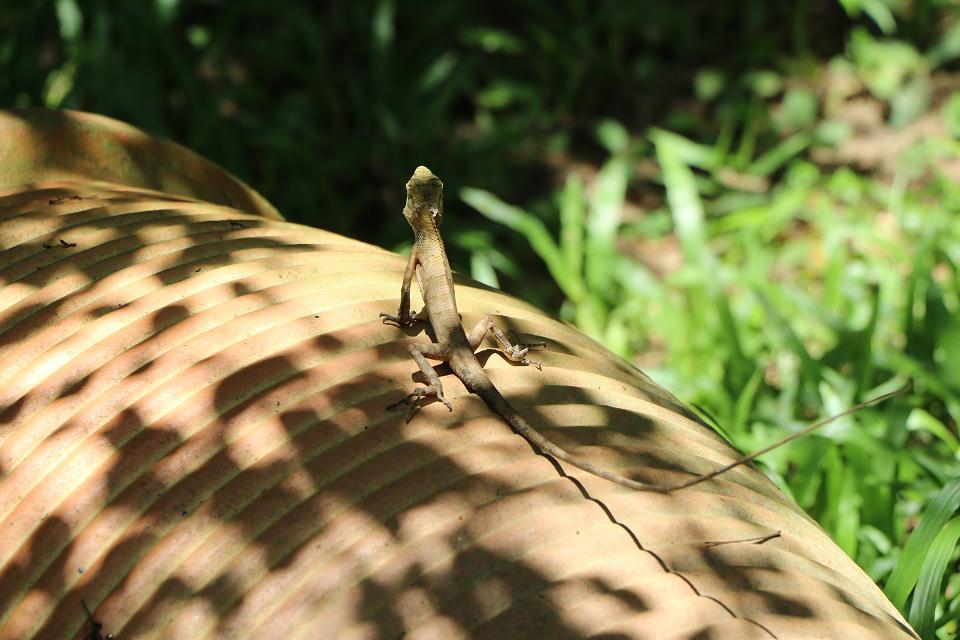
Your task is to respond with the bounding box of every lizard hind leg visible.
[467,316,545,370]
[388,342,453,421]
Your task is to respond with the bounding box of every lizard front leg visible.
[388,341,453,421]
[467,316,545,370]
[380,247,426,326]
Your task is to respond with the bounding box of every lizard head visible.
[404,165,444,227]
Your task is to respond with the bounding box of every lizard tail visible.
[467,373,678,492]
[458,361,908,493]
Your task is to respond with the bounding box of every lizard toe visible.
[380,312,404,325]
[505,345,530,362]
[431,387,453,411]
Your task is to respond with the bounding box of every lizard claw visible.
[380,312,412,327]
[505,345,528,359]
[504,345,541,370]
[524,358,543,371]
[387,385,452,422]
[426,385,453,414]
[380,310,421,327]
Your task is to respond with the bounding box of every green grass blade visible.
[790,439,830,508]
[885,479,960,610]
[836,465,861,557]
[558,175,586,302]
[908,517,960,639]
[886,350,960,425]
[747,133,811,177]
[585,154,629,294]
[821,444,844,535]
[731,366,763,434]
[588,155,629,242]
[460,187,569,296]
[906,409,960,456]
[469,252,499,288]
[715,286,752,390]
[755,287,821,383]
[650,127,720,171]
[852,284,880,399]
[653,129,708,263]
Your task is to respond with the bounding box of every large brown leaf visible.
[0,109,280,220]
[0,110,916,639]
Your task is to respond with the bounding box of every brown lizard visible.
[381,166,907,492]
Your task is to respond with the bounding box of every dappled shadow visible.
[0,117,917,640]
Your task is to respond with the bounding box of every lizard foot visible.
[379,309,422,327]
[379,312,406,326]
[503,345,543,371]
[387,385,453,422]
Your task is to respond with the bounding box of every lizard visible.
[381,166,908,492]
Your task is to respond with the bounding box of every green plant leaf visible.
[652,129,708,263]
[460,187,569,297]
[906,409,960,455]
[558,175,586,302]
[748,133,810,177]
[908,517,960,639]
[596,119,630,154]
[755,287,821,384]
[585,153,629,294]
[885,479,960,610]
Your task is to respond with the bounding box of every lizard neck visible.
[408,204,463,342]
[410,206,452,269]
[409,206,443,248]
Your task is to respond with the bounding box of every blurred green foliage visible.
[463,3,960,635]
[4,0,960,637]
[0,0,851,254]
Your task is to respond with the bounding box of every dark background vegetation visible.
[0,2,857,247]
[3,0,960,637]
